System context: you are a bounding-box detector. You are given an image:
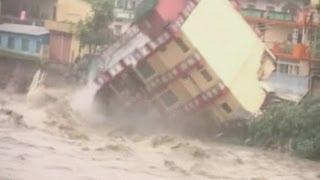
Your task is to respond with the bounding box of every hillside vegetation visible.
[247,98,320,159]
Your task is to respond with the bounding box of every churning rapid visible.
[0,85,320,180]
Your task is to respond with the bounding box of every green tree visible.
[78,0,115,55]
[248,98,320,159]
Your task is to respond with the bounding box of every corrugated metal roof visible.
[0,23,49,36]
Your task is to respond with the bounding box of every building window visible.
[278,63,300,75]
[21,38,30,51]
[278,64,289,74]
[160,90,179,107]
[200,69,213,82]
[7,36,15,49]
[137,62,155,79]
[36,40,41,53]
[175,38,189,53]
[42,36,49,44]
[294,66,300,75]
[221,103,232,114]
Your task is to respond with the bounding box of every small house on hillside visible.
[0,23,49,92]
[0,23,49,61]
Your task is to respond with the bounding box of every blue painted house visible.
[0,23,50,61]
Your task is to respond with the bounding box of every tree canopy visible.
[78,0,115,54]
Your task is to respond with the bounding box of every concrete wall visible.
[38,0,56,20]
[154,35,195,70]
[156,79,193,110]
[44,0,91,63]
[56,0,91,23]
[264,26,294,46]
[202,92,243,122]
[182,0,268,114]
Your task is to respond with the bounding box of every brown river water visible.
[0,88,320,180]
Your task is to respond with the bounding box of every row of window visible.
[277,63,300,75]
[159,89,233,114]
[158,68,215,107]
[138,59,214,86]
[138,38,192,80]
[115,0,137,10]
[0,35,41,53]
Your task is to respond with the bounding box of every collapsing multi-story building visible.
[232,0,320,101]
[93,0,275,123]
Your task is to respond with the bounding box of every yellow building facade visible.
[134,0,275,122]
[44,0,91,64]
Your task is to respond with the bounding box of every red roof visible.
[137,0,189,38]
[155,0,188,23]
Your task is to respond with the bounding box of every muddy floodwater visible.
[0,90,320,180]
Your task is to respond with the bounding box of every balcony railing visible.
[241,8,295,22]
[272,43,310,60]
[173,82,228,113]
[95,0,201,86]
[241,8,263,18]
[0,15,44,26]
[95,31,172,85]
[268,11,294,21]
[146,52,203,94]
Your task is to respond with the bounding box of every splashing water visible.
[70,82,100,115]
[71,58,103,115]
[27,69,46,97]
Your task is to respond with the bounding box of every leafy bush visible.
[247,98,320,159]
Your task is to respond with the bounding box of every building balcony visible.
[240,8,302,27]
[95,31,172,85]
[173,82,228,113]
[146,52,204,94]
[95,0,200,86]
[271,43,311,61]
[0,15,44,26]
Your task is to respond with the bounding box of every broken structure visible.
[93,0,275,123]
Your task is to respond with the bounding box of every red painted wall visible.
[155,0,187,22]
[138,0,189,38]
